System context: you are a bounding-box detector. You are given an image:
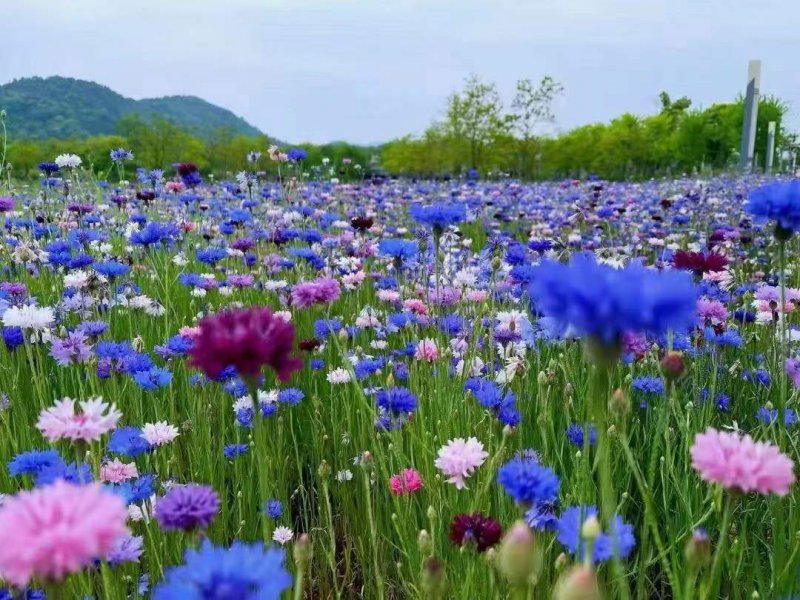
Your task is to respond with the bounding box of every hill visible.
[0,76,262,139]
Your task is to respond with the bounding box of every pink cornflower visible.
[428,286,461,306]
[389,468,424,496]
[690,428,795,496]
[414,338,440,362]
[403,298,428,315]
[0,481,128,586]
[434,437,489,490]
[100,459,139,483]
[36,397,121,443]
[342,271,366,290]
[165,181,185,193]
[188,306,302,382]
[696,298,729,326]
[466,290,489,303]
[377,289,401,304]
[141,421,180,446]
[227,274,254,288]
[179,325,202,338]
[622,331,649,358]
[290,277,341,308]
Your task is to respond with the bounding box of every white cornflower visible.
[63,270,90,289]
[327,368,352,384]
[55,154,82,169]
[272,526,294,545]
[336,469,353,483]
[2,305,54,332]
[141,421,179,446]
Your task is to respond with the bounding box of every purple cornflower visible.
[290,277,340,309]
[50,331,92,366]
[154,484,220,531]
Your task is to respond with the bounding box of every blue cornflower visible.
[756,406,797,427]
[525,501,559,532]
[224,444,249,459]
[264,499,284,519]
[8,449,63,478]
[746,180,800,237]
[376,387,418,415]
[110,148,134,162]
[108,426,151,457]
[378,239,418,261]
[410,203,467,231]
[287,148,307,162]
[309,358,324,371]
[93,260,130,279]
[278,388,304,405]
[632,376,664,396]
[35,461,93,486]
[153,540,292,599]
[313,318,342,339]
[77,320,109,338]
[556,505,636,563]
[528,253,697,346]
[38,162,60,174]
[566,423,597,447]
[497,456,560,505]
[113,474,157,505]
[133,367,173,391]
[3,326,23,351]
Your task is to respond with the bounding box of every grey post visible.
[739,60,761,173]
[765,121,776,173]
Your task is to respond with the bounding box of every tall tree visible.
[510,76,564,178]
[444,74,510,171]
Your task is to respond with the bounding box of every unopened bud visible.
[537,371,548,386]
[427,505,437,522]
[554,565,602,600]
[318,460,331,479]
[418,529,432,555]
[609,388,630,420]
[338,327,349,341]
[661,350,686,381]
[421,556,448,598]
[293,533,311,566]
[684,528,711,568]
[497,521,541,586]
[581,515,601,541]
[386,373,395,387]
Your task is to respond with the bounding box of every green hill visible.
[0,76,262,139]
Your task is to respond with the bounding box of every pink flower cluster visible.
[389,468,424,496]
[290,277,341,308]
[0,481,128,586]
[690,428,796,496]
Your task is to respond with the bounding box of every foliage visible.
[0,76,262,139]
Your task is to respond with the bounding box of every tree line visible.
[381,75,793,180]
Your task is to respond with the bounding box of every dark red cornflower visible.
[672,250,728,275]
[188,307,302,383]
[350,216,374,231]
[449,512,502,552]
[137,191,156,202]
[176,162,198,176]
[298,338,321,352]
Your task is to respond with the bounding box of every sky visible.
[1,0,798,145]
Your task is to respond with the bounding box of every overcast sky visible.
[2,0,797,144]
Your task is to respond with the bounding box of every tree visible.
[444,74,511,171]
[510,76,564,178]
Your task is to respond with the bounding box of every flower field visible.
[0,152,799,599]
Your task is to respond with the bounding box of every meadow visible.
[0,150,798,599]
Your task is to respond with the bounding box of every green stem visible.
[361,465,385,599]
[708,494,735,598]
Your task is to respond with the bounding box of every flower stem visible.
[708,494,735,598]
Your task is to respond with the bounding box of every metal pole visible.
[739,60,761,173]
[765,121,776,173]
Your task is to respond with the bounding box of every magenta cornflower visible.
[389,468,424,496]
[0,481,128,586]
[188,306,302,382]
[36,397,122,443]
[290,277,341,308]
[690,428,795,496]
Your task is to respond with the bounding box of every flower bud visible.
[554,565,602,600]
[418,529,432,555]
[426,505,437,522]
[661,350,686,381]
[581,515,601,542]
[318,460,331,479]
[293,533,311,566]
[421,556,448,598]
[609,388,630,421]
[497,521,541,586]
[684,528,711,568]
